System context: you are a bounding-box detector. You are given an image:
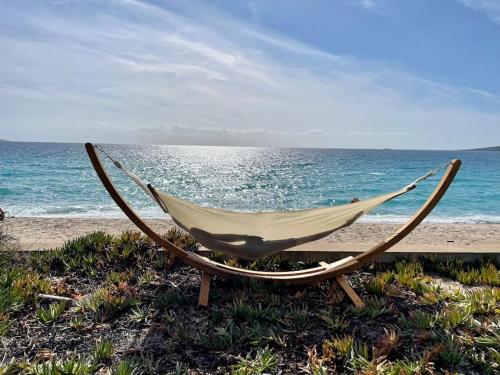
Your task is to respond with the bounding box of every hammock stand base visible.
[85,143,461,307]
[199,272,211,307]
[334,275,365,308]
[196,271,364,307]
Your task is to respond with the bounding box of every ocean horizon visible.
[1,141,499,224]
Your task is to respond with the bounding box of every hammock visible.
[95,145,447,260]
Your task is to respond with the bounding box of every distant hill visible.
[0,139,11,142]
[465,146,500,151]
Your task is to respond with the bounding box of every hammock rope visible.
[407,161,451,188]
[94,145,157,202]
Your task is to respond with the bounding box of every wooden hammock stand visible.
[85,143,461,307]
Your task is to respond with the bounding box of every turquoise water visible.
[1,142,499,223]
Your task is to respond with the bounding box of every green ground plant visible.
[351,296,395,318]
[365,270,395,295]
[231,346,278,375]
[163,228,199,253]
[422,257,499,286]
[29,356,95,375]
[110,359,140,375]
[77,287,137,323]
[399,310,437,330]
[323,334,354,360]
[0,313,10,336]
[137,270,157,286]
[129,305,151,324]
[156,290,190,309]
[69,315,85,331]
[0,268,51,314]
[1,231,498,374]
[91,339,114,363]
[36,302,66,324]
[456,288,499,315]
[317,309,349,331]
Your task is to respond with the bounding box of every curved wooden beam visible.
[355,159,461,264]
[85,143,461,284]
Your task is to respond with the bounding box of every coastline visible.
[5,217,500,253]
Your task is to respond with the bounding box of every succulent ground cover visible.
[0,229,498,374]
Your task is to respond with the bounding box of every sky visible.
[1,0,500,149]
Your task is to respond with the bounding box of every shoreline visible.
[4,217,500,253]
[5,213,500,225]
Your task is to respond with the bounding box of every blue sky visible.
[1,0,500,149]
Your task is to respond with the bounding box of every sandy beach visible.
[5,217,499,255]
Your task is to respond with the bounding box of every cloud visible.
[349,0,391,15]
[358,0,376,9]
[459,0,500,24]
[114,57,228,81]
[164,124,327,137]
[95,123,329,146]
[169,124,280,136]
[349,131,415,137]
[163,35,239,66]
[0,0,499,149]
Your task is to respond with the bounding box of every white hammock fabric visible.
[95,145,446,260]
[150,187,410,259]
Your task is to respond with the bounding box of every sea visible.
[1,142,499,224]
